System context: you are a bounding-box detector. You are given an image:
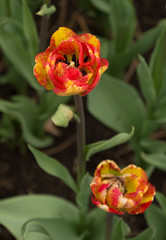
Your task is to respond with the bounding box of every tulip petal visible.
[50,27,77,48]
[95,160,121,178]
[121,164,148,182]
[79,33,101,53]
[100,58,109,74]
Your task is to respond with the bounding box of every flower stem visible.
[105,213,114,240]
[74,95,86,186]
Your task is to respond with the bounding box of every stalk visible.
[105,213,114,240]
[74,95,86,186]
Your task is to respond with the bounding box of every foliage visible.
[0,0,166,239]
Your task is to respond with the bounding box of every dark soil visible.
[0,0,166,239]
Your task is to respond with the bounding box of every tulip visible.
[34,27,108,96]
[90,160,155,215]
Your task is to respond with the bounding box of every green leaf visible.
[141,152,166,171]
[126,227,155,240]
[140,139,166,154]
[145,204,166,240]
[90,0,110,14]
[22,218,84,240]
[29,145,78,193]
[0,28,40,90]
[110,22,162,77]
[9,0,22,22]
[155,192,166,212]
[88,74,145,137]
[0,194,79,239]
[85,127,134,161]
[137,55,156,105]
[150,21,166,95]
[109,0,136,53]
[22,0,39,57]
[76,173,92,211]
[22,221,51,240]
[112,218,125,240]
[0,96,52,148]
[36,4,56,16]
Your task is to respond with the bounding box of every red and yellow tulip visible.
[90,160,155,215]
[34,27,108,96]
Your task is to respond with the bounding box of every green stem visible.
[39,0,51,52]
[105,213,114,240]
[74,95,86,186]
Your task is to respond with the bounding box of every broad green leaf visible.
[22,221,51,240]
[0,28,40,90]
[145,204,166,240]
[109,0,136,53]
[140,139,166,154]
[137,55,156,105]
[126,227,155,240]
[150,21,166,94]
[112,218,125,240]
[22,0,39,57]
[22,218,85,240]
[76,173,92,211]
[29,145,78,193]
[90,0,110,13]
[110,22,162,77]
[0,194,79,239]
[141,152,166,171]
[85,127,134,161]
[0,96,52,148]
[36,4,56,16]
[88,74,145,136]
[0,0,10,17]
[9,0,22,22]
[155,192,166,212]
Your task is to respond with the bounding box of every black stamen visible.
[63,55,70,65]
[72,54,76,63]
[80,69,87,76]
[76,59,79,67]
[84,56,88,63]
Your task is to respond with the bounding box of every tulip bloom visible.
[90,160,155,215]
[34,27,108,96]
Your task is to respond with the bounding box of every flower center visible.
[102,175,126,194]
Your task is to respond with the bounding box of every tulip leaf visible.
[141,152,166,171]
[145,204,166,240]
[0,28,40,90]
[150,21,166,95]
[22,0,39,57]
[155,192,166,212]
[90,0,110,14]
[109,0,136,54]
[0,96,53,148]
[137,55,156,105]
[76,173,92,212]
[0,194,79,239]
[126,227,155,240]
[88,74,145,137]
[110,22,162,77]
[29,145,78,193]
[22,218,84,240]
[85,127,134,161]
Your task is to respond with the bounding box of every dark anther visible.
[84,56,88,63]
[57,59,62,63]
[80,69,87,76]
[63,54,70,65]
[76,59,79,67]
[72,54,76,63]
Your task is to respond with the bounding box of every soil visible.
[0,0,166,239]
